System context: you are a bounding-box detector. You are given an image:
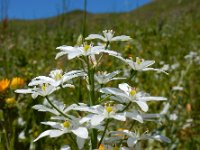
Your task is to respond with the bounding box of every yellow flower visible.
[5,97,16,104]
[0,79,10,92]
[99,144,104,150]
[10,77,25,89]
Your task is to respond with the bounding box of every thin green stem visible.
[98,119,110,148]
[69,133,78,149]
[82,0,87,39]
[85,56,97,148]
[120,102,132,112]
[45,96,70,119]
[105,41,110,49]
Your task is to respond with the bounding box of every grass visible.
[0,0,200,149]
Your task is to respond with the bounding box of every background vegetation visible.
[0,0,200,149]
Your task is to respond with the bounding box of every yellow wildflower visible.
[99,144,104,150]
[10,77,25,89]
[0,79,10,92]
[5,97,16,105]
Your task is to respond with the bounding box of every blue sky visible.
[4,0,151,20]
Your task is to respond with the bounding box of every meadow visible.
[0,0,200,149]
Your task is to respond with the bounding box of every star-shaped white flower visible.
[94,70,124,85]
[100,83,167,112]
[111,130,170,148]
[56,45,121,60]
[78,104,126,126]
[34,120,88,142]
[15,83,58,99]
[28,69,85,88]
[85,30,132,43]
[118,57,168,74]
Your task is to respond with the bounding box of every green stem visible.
[105,41,110,49]
[85,56,97,149]
[45,96,70,119]
[120,102,132,112]
[82,0,87,39]
[2,111,10,150]
[69,133,78,149]
[98,119,110,148]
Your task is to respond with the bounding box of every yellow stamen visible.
[130,88,136,96]
[136,57,142,65]
[63,121,71,128]
[106,106,113,113]
[84,45,90,51]
[55,73,62,80]
[41,83,47,91]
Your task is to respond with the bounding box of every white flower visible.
[119,57,168,74]
[184,51,198,60]
[79,104,126,126]
[15,83,58,99]
[18,130,26,140]
[60,145,71,150]
[85,30,132,43]
[32,99,68,116]
[15,70,85,98]
[172,86,184,91]
[111,130,170,148]
[28,69,85,88]
[100,83,167,112]
[169,113,178,121]
[94,70,124,84]
[34,120,88,142]
[56,45,121,60]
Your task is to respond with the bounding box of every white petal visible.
[41,121,62,129]
[139,96,167,101]
[34,129,65,142]
[118,83,130,94]
[127,137,138,147]
[15,89,33,94]
[32,104,59,115]
[112,113,126,121]
[140,60,155,69]
[28,76,54,86]
[152,135,171,143]
[126,112,143,123]
[55,51,68,59]
[56,45,74,51]
[62,84,75,88]
[135,101,148,112]
[31,93,38,99]
[71,127,88,139]
[91,115,105,126]
[85,34,106,41]
[76,137,85,149]
[79,114,93,124]
[100,87,128,98]
[143,68,168,75]
[111,35,132,41]
[60,145,71,150]
[68,51,82,60]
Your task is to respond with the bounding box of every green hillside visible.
[0,0,200,149]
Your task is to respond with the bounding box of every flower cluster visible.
[0,77,25,108]
[16,30,170,149]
